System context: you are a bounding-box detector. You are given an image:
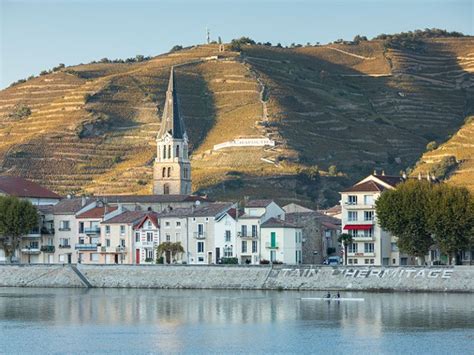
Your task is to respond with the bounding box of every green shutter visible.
[271,232,276,248]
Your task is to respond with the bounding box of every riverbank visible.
[0,264,472,292]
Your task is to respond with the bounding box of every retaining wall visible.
[0,265,472,292]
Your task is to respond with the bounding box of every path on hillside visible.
[326,46,376,60]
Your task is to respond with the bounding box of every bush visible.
[229,37,256,51]
[112,155,123,164]
[260,259,270,264]
[137,179,147,186]
[156,256,164,264]
[170,45,183,52]
[328,165,338,176]
[221,257,238,264]
[145,257,153,262]
[8,104,31,120]
[426,141,438,151]
[430,156,458,180]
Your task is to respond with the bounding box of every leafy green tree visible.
[337,233,353,265]
[427,184,474,264]
[170,45,183,52]
[156,242,184,264]
[375,180,433,263]
[328,165,338,176]
[426,141,438,151]
[430,156,458,180]
[0,196,38,263]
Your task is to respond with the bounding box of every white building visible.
[340,172,415,266]
[260,218,303,264]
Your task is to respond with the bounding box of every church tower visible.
[153,67,192,195]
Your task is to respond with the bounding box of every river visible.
[0,288,472,354]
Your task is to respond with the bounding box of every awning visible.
[343,224,373,230]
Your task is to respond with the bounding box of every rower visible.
[336,292,340,299]
[326,292,331,299]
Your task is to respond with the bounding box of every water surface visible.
[0,288,472,354]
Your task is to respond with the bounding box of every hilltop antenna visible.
[206,27,210,44]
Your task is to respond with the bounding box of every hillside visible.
[0,36,472,207]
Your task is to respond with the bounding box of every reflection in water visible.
[0,288,472,354]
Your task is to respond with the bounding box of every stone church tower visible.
[153,68,191,195]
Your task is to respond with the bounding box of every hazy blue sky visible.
[1,0,472,88]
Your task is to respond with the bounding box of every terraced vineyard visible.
[0,37,472,206]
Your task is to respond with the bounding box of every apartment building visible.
[340,172,415,266]
[260,218,303,264]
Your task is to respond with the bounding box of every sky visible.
[0,0,472,88]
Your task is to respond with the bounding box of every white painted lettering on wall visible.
[275,268,453,279]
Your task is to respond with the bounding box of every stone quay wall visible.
[0,265,472,292]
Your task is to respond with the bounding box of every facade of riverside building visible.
[340,172,416,266]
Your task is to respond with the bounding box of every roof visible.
[227,208,244,219]
[373,174,405,187]
[285,211,341,227]
[0,176,61,199]
[245,199,274,208]
[96,194,210,204]
[191,203,232,217]
[157,68,186,139]
[134,212,160,229]
[53,198,94,214]
[342,180,387,193]
[261,217,300,229]
[322,204,341,215]
[76,206,117,219]
[36,205,55,215]
[282,203,314,213]
[103,210,148,224]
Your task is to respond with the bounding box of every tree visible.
[328,165,338,176]
[170,45,183,52]
[427,184,474,264]
[0,196,38,263]
[338,233,353,265]
[426,140,438,151]
[156,242,184,264]
[376,180,434,263]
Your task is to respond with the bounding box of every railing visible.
[84,227,100,234]
[59,244,71,249]
[75,244,97,250]
[21,247,41,254]
[40,245,55,253]
[347,252,376,257]
[194,232,206,239]
[265,242,279,249]
[136,241,154,247]
[58,227,71,231]
[116,246,127,253]
[237,232,258,238]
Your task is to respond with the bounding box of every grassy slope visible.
[0,38,472,206]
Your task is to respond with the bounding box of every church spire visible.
[158,67,186,139]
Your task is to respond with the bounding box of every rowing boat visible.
[301,297,365,302]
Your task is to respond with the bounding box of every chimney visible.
[373,169,377,176]
[381,170,385,176]
[402,171,407,179]
[418,172,422,181]
[81,196,87,207]
[426,173,431,182]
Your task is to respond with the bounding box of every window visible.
[60,238,70,247]
[176,221,181,228]
[105,225,110,235]
[176,145,180,158]
[363,228,373,238]
[106,239,111,247]
[364,195,374,205]
[241,225,247,237]
[162,146,166,159]
[60,220,70,231]
[252,241,257,253]
[370,259,374,264]
[348,259,353,264]
[348,243,358,253]
[90,253,99,262]
[120,239,125,247]
[78,237,85,245]
[198,257,204,262]
[162,167,166,178]
[120,225,125,235]
[348,211,358,221]
[146,232,153,242]
[167,167,171,178]
[176,232,180,240]
[364,211,374,221]
[270,250,276,262]
[135,232,140,243]
[364,243,374,253]
[147,249,154,259]
[197,224,204,236]
[59,255,65,263]
[166,234,171,242]
[197,241,204,253]
[348,195,357,205]
[348,229,357,237]
[79,222,84,233]
[353,259,358,264]
[224,246,233,257]
[167,145,171,159]
[165,221,170,227]
[225,230,231,242]
[392,258,396,264]
[251,225,258,237]
[365,259,370,265]
[391,242,398,252]
[163,184,170,195]
[147,221,152,229]
[241,241,247,253]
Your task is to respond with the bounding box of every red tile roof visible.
[0,176,60,199]
[246,199,274,208]
[342,180,386,193]
[76,206,117,219]
[102,210,146,224]
[134,212,160,230]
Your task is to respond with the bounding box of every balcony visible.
[265,242,279,249]
[84,227,100,235]
[40,245,55,253]
[21,247,41,254]
[26,229,41,238]
[58,244,71,249]
[194,232,206,239]
[116,246,127,253]
[136,241,154,247]
[352,235,375,241]
[238,232,258,239]
[58,227,71,232]
[347,252,376,257]
[344,203,375,210]
[75,244,97,251]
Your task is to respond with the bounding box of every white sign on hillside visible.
[213,138,275,151]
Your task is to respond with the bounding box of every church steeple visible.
[157,67,186,140]
[153,67,191,195]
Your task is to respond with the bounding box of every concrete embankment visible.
[0,264,472,292]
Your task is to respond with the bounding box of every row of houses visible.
[0,176,340,265]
